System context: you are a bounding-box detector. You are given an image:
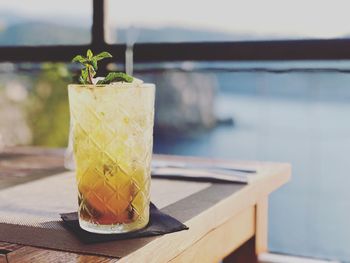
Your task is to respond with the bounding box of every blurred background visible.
[1,0,350,261]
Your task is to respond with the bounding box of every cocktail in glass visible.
[68,83,155,234]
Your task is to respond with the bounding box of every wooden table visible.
[0,147,291,263]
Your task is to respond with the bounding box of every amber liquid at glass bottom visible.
[68,83,155,234]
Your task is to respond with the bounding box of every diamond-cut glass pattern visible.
[68,84,155,232]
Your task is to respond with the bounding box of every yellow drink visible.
[68,83,155,233]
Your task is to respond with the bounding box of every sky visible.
[0,0,350,38]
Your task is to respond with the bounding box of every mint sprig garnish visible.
[72,49,133,85]
[97,72,133,84]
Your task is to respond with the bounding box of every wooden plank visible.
[7,246,118,263]
[0,255,7,263]
[0,242,23,253]
[169,206,255,263]
[255,197,269,254]
[0,242,22,263]
[0,147,66,190]
[118,162,291,263]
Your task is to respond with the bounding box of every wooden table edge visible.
[118,162,291,263]
[0,149,291,263]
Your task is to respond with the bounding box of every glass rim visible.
[68,83,155,89]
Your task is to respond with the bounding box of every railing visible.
[1,0,350,65]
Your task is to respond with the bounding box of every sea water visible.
[154,68,350,262]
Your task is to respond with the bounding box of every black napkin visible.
[60,203,188,244]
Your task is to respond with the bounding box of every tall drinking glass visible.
[68,83,155,234]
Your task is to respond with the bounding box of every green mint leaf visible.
[72,55,87,63]
[81,68,89,83]
[97,72,133,84]
[90,58,98,71]
[71,49,134,85]
[79,76,87,84]
[86,49,93,59]
[94,51,113,61]
[88,65,96,77]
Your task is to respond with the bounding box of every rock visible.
[138,71,218,137]
[216,117,235,127]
